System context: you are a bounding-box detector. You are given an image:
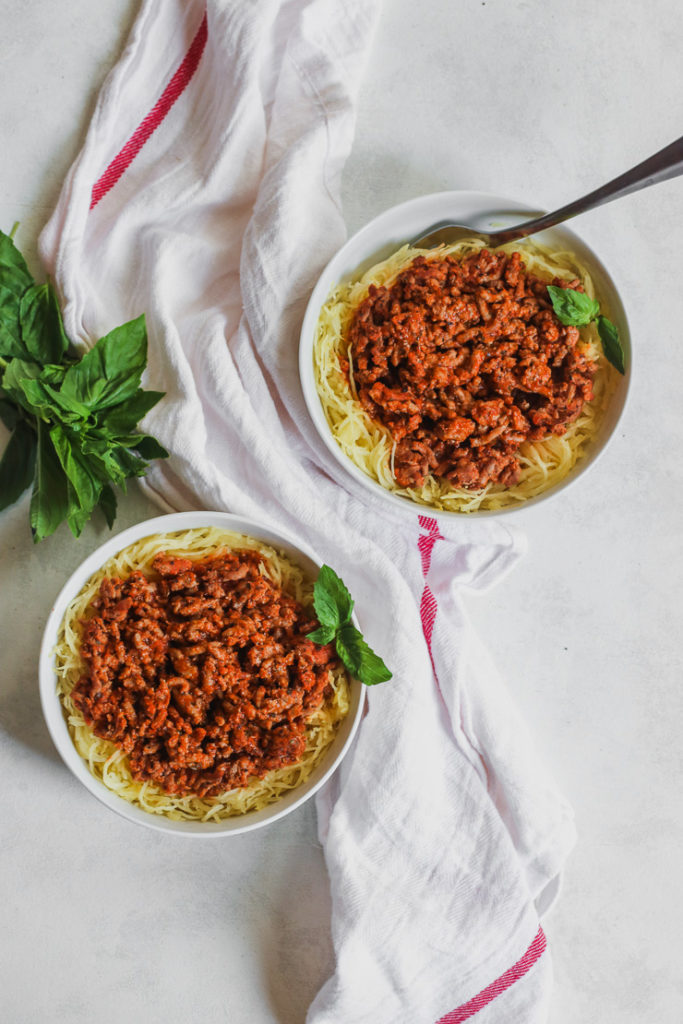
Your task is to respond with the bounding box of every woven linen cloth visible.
[40,1,576,1020]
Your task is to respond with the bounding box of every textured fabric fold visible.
[40,2,575,1020]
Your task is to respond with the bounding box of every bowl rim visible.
[298,188,632,520]
[39,509,365,838]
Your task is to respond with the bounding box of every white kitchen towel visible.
[40,2,576,1021]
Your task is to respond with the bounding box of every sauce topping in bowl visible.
[348,249,596,491]
[72,548,339,799]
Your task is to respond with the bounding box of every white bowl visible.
[299,190,631,519]
[39,511,365,837]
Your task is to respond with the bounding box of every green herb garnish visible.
[0,228,168,542]
[547,284,625,374]
[307,564,392,686]
[596,315,625,376]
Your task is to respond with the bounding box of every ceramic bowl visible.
[299,190,631,519]
[39,510,364,837]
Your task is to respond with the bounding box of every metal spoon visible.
[411,134,683,248]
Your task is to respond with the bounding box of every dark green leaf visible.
[14,378,62,419]
[50,425,103,538]
[0,230,33,286]
[0,395,19,431]
[2,359,43,413]
[313,564,355,630]
[19,283,69,365]
[0,420,36,512]
[335,621,392,686]
[0,283,21,340]
[61,314,147,409]
[98,484,117,529]
[0,319,28,361]
[131,434,168,460]
[66,501,92,538]
[77,433,128,485]
[97,389,165,435]
[47,285,71,358]
[6,368,87,429]
[41,381,89,421]
[100,442,148,483]
[547,285,600,327]
[307,624,337,645]
[0,232,165,540]
[40,363,73,385]
[29,420,70,542]
[597,316,625,375]
[0,265,33,301]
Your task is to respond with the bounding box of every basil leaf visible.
[307,566,393,685]
[30,421,70,543]
[597,316,625,375]
[35,379,89,422]
[14,379,84,426]
[38,363,72,385]
[10,376,86,432]
[313,564,354,630]
[307,624,336,645]
[0,265,32,299]
[102,443,148,482]
[77,432,128,485]
[98,484,117,529]
[98,389,165,435]
[12,378,54,416]
[0,283,21,340]
[61,314,147,409]
[336,622,392,686]
[50,425,103,538]
[0,231,166,540]
[547,285,600,327]
[130,434,168,460]
[0,319,29,361]
[2,359,43,414]
[0,420,36,512]
[0,395,19,431]
[0,230,32,286]
[19,283,69,365]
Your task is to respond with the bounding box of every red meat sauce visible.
[72,550,339,799]
[348,249,597,490]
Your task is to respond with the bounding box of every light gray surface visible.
[1,1,682,1021]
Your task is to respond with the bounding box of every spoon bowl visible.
[410,213,546,249]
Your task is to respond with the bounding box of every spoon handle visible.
[496,134,683,242]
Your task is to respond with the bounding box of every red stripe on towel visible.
[417,532,438,576]
[418,513,442,536]
[436,927,547,1022]
[90,10,209,209]
[416,515,445,691]
[417,517,547,1019]
[419,585,437,648]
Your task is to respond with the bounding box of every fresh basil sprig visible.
[0,228,168,542]
[596,316,625,376]
[547,285,625,375]
[307,564,392,686]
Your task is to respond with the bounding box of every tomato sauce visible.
[348,250,596,490]
[72,551,337,798]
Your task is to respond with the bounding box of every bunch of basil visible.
[0,229,167,542]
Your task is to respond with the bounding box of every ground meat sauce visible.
[72,551,338,798]
[348,249,597,490]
